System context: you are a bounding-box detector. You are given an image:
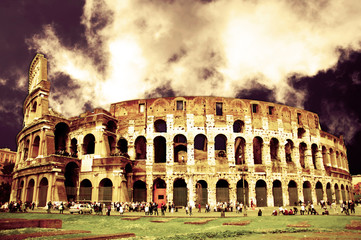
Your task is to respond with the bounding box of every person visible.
[107,204,111,216]
[198,203,201,212]
[59,202,64,214]
[161,203,165,216]
[272,209,278,216]
[258,208,262,216]
[47,201,52,214]
[300,204,305,215]
[31,202,35,210]
[119,204,124,215]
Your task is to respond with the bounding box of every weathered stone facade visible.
[11,54,352,207]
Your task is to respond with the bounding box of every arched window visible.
[270,138,279,161]
[135,136,146,159]
[54,122,70,154]
[108,136,116,155]
[117,138,128,155]
[311,144,318,169]
[31,136,40,158]
[233,120,244,133]
[154,119,167,132]
[71,138,78,158]
[83,134,95,154]
[253,137,263,164]
[299,143,307,168]
[174,134,187,163]
[235,137,246,165]
[322,146,328,167]
[194,134,208,161]
[285,140,293,162]
[154,136,166,163]
[215,134,227,158]
[106,120,117,133]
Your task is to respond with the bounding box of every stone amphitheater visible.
[11,54,352,207]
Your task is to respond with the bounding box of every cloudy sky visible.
[0,0,360,174]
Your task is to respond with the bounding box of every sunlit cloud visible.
[26,0,361,124]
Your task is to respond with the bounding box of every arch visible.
[237,179,249,205]
[38,177,48,207]
[154,136,166,163]
[153,178,166,206]
[288,180,298,206]
[299,142,307,168]
[215,134,227,158]
[194,134,208,161]
[174,134,187,163]
[270,138,279,161]
[326,183,332,204]
[235,137,246,165]
[31,101,37,113]
[341,184,346,201]
[117,138,128,155]
[315,181,323,203]
[233,120,244,133]
[253,137,263,164]
[65,162,79,202]
[106,120,117,133]
[133,180,146,202]
[154,119,167,132]
[298,127,306,138]
[216,179,229,203]
[285,139,294,162]
[98,178,113,203]
[312,144,318,169]
[303,181,312,203]
[135,136,147,159]
[31,136,40,158]
[54,122,70,154]
[83,134,95,154]
[79,179,92,201]
[322,146,328,167]
[26,179,35,203]
[108,136,116,155]
[195,180,208,206]
[24,139,30,159]
[173,179,187,206]
[273,180,283,206]
[335,183,340,203]
[70,138,78,158]
[256,180,267,207]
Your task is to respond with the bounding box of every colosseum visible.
[10,54,353,208]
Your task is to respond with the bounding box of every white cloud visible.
[26,0,361,117]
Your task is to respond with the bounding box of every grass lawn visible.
[1,208,361,239]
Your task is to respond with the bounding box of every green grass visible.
[0,211,360,239]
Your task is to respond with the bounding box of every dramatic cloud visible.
[26,0,361,117]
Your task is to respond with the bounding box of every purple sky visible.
[0,0,360,174]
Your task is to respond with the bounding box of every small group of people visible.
[0,201,36,213]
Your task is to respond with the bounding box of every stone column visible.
[187,140,194,165]
[188,176,194,205]
[166,141,173,165]
[208,141,215,166]
[267,180,273,207]
[227,140,235,166]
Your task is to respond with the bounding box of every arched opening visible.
[194,134,208,161]
[106,120,117,133]
[65,162,79,202]
[288,180,298,206]
[133,180,146,202]
[285,139,294,162]
[70,138,78,158]
[233,120,244,133]
[270,138,279,161]
[98,178,113,203]
[174,134,187,163]
[297,127,306,138]
[235,137,246,165]
[154,119,167,132]
[135,136,147,159]
[153,178,166,206]
[341,184,346,201]
[31,101,37,113]
[336,151,341,168]
[322,146,328,167]
[173,179,187,206]
[38,177,48,207]
[17,180,24,202]
[154,136,166,163]
[273,180,283,206]
[326,183,332,203]
[312,144,318,169]
[106,136,115,155]
[79,179,92,202]
[303,181,312,203]
[117,138,128,155]
[330,148,336,167]
[253,137,263,164]
[195,180,208,206]
[335,183,340,203]
[315,181,323,203]
[54,122,70,154]
[256,180,267,207]
[216,180,229,203]
[299,143,307,168]
[24,139,30,160]
[124,163,133,199]
[215,134,227,158]
[26,179,35,203]
[83,134,95,154]
[237,179,249,205]
[31,136,40,158]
